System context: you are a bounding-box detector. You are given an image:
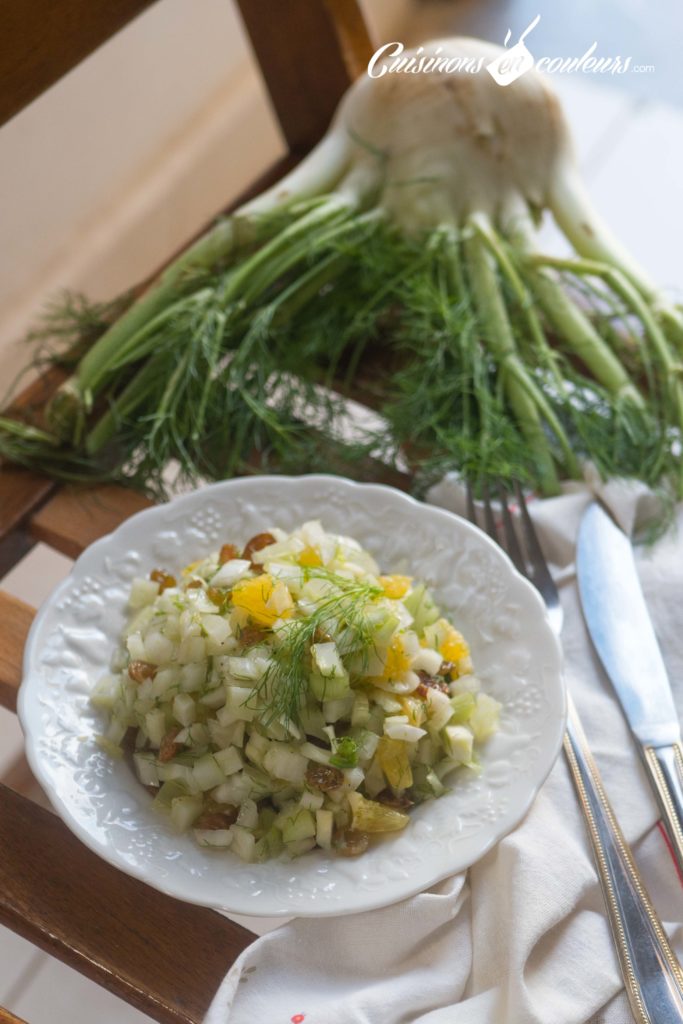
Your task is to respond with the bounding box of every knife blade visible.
[577,501,683,878]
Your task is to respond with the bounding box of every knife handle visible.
[564,696,683,1024]
[644,743,683,881]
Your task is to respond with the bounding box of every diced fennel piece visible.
[230,825,257,862]
[363,755,386,798]
[469,693,502,742]
[254,826,285,862]
[348,792,409,833]
[170,794,203,831]
[351,691,370,728]
[263,744,308,786]
[151,667,180,700]
[126,633,146,662]
[157,762,196,787]
[300,788,325,811]
[179,662,206,693]
[410,646,444,675]
[268,561,304,594]
[311,642,346,678]
[441,724,474,764]
[449,673,481,696]
[210,559,252,587]
[353,729,380,763]
[299,741,333,765]
[129,577,161,609]
[201,614,232,652]
[90,675,119,711]
[323,693,354,723]
[126,607,157,643]
[370,689,403,714]
[384,717,427,742]
[154,778,192,810]
[220,686,259,722]
[402,583,440,634]
[236,797,259,829]
[192,754,227,791]
[143,631,175,664]
[338,766,364,792]
[194,828,233,848]
[133,752,160,787]
[285,836,317,859]
[276,807,316,843]
[425,687,454,732]
[173,692,196,727]
[244,730,270,765]
[227,655,270,682]
[214,746,244,776]
[213,771,253,805]
[449,691,476,724]
[200,686,226,709]
[177,636,206,664]
[309,669,350,702]
[145,709,168,746]
[315,808,334,850]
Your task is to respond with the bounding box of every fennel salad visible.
[94,521,501,862]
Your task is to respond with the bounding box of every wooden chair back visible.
[0,3,375,1021]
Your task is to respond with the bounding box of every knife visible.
[577,501,683,878]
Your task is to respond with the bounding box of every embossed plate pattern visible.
[19,475,565,917]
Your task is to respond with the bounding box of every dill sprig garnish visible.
[250,568,383,727]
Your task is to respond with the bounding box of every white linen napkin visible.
[206,480,683,1024]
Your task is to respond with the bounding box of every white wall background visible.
[0,0,413,392]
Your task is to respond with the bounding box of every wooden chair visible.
[0,3,375,1020]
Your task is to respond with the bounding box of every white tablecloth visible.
[206,479,683,1024]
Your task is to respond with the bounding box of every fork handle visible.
[564,695,683,1023]
[642,742,683,881]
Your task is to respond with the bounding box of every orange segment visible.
[379,574,412,599]
[382,635,411,680]
[231,574,292,627]
[377,736,413,790]
[440,625,470,664]
[298,546,322,568]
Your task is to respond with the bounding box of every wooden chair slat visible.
[236,0,373,151]
[0,0,157,128]
[0,1007,29,1024]
[0,784,253,1024]
[0,592,34,713]
[30,484,152,559]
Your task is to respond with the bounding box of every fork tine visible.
[481,481,498,543]
[514,482,553,590]
[497,482,526,575]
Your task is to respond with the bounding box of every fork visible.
[467,481,683,1024]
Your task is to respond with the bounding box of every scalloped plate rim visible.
[19,474,566,918]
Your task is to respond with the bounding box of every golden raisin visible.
[150,569,176,593]
[242,532,276,565]
[239,625,267,649]
[158,727,182,763]
[207,587,227,608]
[186,580,203,589]
[305,763,344,791]
[195,808,238,830]
[219,543,240,565]
[128,660,157,683]
[416,670,449,697]
[336,829,369,857]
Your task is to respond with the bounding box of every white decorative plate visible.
[19,475,565,917]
